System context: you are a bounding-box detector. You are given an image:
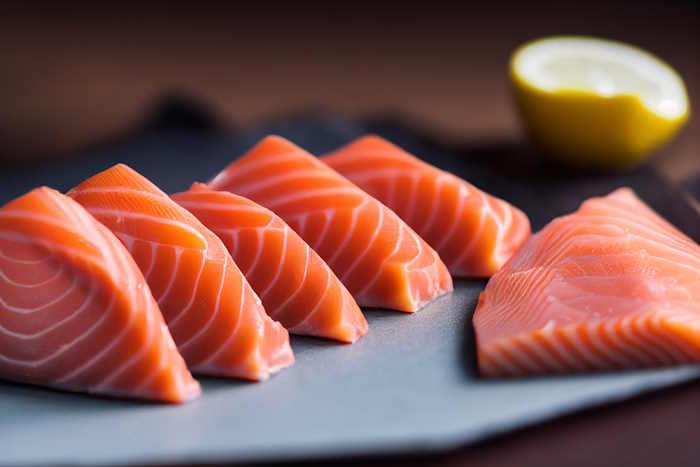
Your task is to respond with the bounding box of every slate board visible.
[1,111,699,467]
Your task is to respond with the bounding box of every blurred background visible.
[0,1,697,184]
[1,2,699,466]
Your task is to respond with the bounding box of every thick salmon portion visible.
[69,165,294,381]
[323,135,531,277]
[474,188,700,377]
[0,188,200,403]
[173,184,368,343]
[209,136,453,312]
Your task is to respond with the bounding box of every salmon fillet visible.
[323,135,531,277]
[173,184,368,343]
[474,188,700,377]
[0,187,200,402]
[69,164,294,381]
[208,135,453,312]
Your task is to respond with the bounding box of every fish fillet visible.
[69,164,294,381]
[173,184,368,343]
[209,135,453,312]
[0,187,200,402]
[474,188,700,377]
[323,135,531,277]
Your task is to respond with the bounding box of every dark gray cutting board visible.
[1,112,699,466]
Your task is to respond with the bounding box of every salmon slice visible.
[323,135,531,277]
[68,164,294,381]
[473,188,700,377]
[208,135,453,312]
[173,184,368,343]
[0,187,200,402]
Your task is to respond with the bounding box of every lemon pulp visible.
[510,36,689,169]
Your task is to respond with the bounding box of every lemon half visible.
[510,36,689,169]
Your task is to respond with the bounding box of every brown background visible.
[1,2,699,466]
[0,2,698,182]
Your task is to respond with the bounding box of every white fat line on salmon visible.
[0,294,114,368]
[262,187,365,212]
[259,226,289,300]
[80,208,208,249]
[196,259,246,368]
[167,254,206,327]
[0,264,64,288]
[339,201,383,283]
[178,254,227,352]
[269,244,310,318]
[0,283,96,339]
[324,197,368,268]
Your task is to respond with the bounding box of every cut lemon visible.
[510,36,689,169]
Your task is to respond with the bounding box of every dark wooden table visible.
[1,2,699,466]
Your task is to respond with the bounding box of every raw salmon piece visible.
[209,135,453,312]
[173,184,368,343]
[69,164,294,381]
[473,188,700,377]
[0,188,200,403]
[323,135,531,277]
